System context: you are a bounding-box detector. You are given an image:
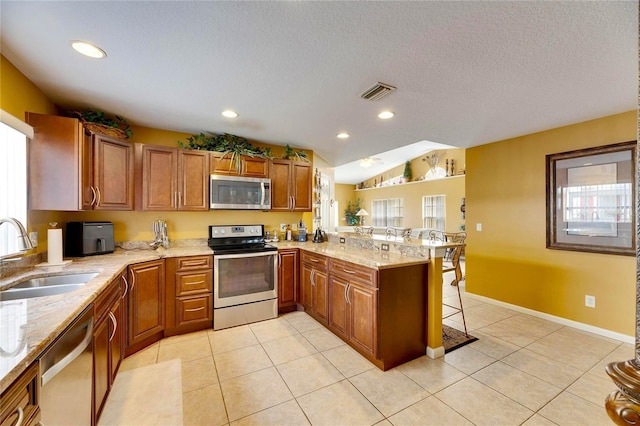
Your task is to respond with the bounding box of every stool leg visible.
[455,280,468,337]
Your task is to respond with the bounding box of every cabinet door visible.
[127,260,165,348]
[348,283,378,357]
[300,263,314,310]
[26,112,86,210]
[93,134,134,210]
[328,276,349,339]
[93,317,110,419]
[242,156,269,178]
[140,145,178,210]
[313,269,329,322]
[211,152,240,175]
[110,297,123,380]
[270,159,292,211]
[178,150,209,210]
[278,249,299,312]
[291,162,312,212]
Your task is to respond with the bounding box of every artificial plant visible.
[344,198,361,226]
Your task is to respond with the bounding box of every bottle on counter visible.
[286,225,292,241]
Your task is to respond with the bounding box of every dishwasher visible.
[39,305,93,425]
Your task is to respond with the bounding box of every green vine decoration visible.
[178,132,269,171]
[282,144,309,162]
[69,109,133,138]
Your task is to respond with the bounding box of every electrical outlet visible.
[476,223,483,232]
[29,232,38,248]
[381,243,389,251]
[585,295,596,308]
[280,224,287,232]
[340,237,345,244]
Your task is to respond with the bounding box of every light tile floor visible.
[114,267,632,425]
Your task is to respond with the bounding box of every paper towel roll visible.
[48,228,63,265]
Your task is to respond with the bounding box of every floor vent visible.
[360,82,396,101]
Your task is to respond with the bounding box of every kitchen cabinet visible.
[329,259,378,358]
[210,152,269,178]
[277,248,299,313]
[165,255,213,336]
[300,251,328,323]
[26,112,134,211]
[270,159,312,212]
[136,145,209,211]
[93,272,126,422]
[0,361,40,426]
[126,260,165,356]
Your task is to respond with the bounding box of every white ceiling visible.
[1,1,637,184]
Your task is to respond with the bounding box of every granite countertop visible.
[0,246,213,392]
[273,240,431,269]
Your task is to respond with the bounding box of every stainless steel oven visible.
[209,225,278,330]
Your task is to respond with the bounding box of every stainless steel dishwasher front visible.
[39,305,93,425]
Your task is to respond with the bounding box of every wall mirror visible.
[546,140,636,256]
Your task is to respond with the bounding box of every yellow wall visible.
[0,55,57,117]
[354,177,465,231]
[465,110,637,335]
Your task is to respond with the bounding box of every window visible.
[0,110,32,257]
[422,195,446,230]
[371,198,403,227]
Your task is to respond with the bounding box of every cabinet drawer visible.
[0,362,39,426]
[301,251,328,268]
[176,255,212,271]
[176,270,212,296]
[176,295,213,326]
[330,259,377,287]
[94,276,122,323]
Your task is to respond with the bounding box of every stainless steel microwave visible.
[210,175,271,210]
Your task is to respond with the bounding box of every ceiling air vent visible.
[360,82,396,101]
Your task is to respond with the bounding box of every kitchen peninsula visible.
[0,235,452,410]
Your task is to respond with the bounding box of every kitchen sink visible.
[0,272,99,301]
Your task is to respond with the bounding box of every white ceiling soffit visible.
[335,140,455,184]
[0,2,636,172]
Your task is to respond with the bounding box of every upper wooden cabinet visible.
[135,145,209,211]
[210,152,269,178]
[26,112,134,211]
[270,159,312,212]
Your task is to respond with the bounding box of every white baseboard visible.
[427,345,445,359]
[464,291,635,344]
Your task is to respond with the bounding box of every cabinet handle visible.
[108,312,117,341]
[309,258,319,263]
[13,406,24,426]
[291,196,296,210]
[186,280,205,286]
[121,275,129,299]
[278,254,281,267]
[182,260,206,267]
[310,269,316,286]
[130,272,135,292]
[90,186,97,206]
[95,187,102,206]
[342,269,356,275]
[344,283,350,304]
[178,192,182,207]
[185,307,205,313]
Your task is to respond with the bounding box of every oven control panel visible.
[209,225,264,238]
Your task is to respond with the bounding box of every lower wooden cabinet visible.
[0,361,40,426]
[126,259,165,356]
[93,272,126,423]
[277,248,299,313]
[328,263,378,358]
[165,255,213,336]
[300,252,329,323]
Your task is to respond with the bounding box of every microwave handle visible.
[260,182,266,207]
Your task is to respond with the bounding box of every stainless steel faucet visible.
[0,217,34,260]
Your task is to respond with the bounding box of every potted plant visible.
[344,198,361,226]
[403,161,412,183]
[69,109,133,139]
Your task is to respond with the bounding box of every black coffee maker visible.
[312,227,325,243]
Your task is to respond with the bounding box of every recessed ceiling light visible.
[378,111,395,119]
[337,132,350,139]
[71,41,106,59]
[222,110,239,118]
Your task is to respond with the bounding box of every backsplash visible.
[0,252,46,279]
